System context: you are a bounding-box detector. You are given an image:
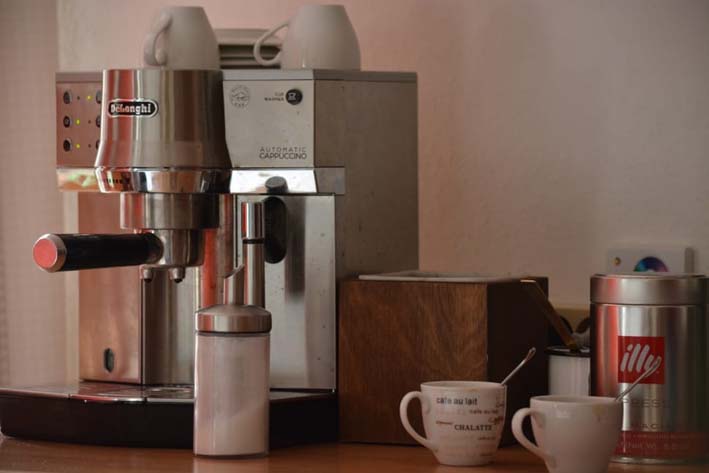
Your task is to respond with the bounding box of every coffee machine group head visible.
[35,69,231,282]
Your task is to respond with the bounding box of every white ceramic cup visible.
[143,6,219,70]
[512,396,622,473]
[399,381,506,466]
[253,5,360,70]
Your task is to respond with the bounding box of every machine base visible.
[0,383,336,448]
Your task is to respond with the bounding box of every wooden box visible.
[338,276,549,446]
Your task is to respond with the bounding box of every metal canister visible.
[591,273,707,464]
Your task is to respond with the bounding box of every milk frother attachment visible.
[241,201,265,307]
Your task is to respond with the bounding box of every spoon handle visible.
[615,357,662,402]
[501,347,537,385]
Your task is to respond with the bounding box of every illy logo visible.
[618,336,664,384]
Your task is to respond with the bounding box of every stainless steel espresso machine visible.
[0,69,418,447]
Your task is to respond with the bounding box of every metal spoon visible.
[501,347,537,385]
[615,357,662,402]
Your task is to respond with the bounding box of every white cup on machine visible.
[512,396,622,473]
[399,381,507,466]
[143,6,219,70]
[253,4,361,70]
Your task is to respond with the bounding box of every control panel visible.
[56,72,102,168]
[224,79,315,168]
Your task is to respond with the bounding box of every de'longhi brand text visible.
[108,99,159,118]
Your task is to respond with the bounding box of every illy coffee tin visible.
[591,273,707,464]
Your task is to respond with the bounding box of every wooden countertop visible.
[0,436,705,473]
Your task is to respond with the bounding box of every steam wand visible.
[223,201,265,308]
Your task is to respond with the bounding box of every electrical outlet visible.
[606,247,693,273]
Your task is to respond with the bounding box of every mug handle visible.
[511,408,556,468]
[399,391,439,452]
[143,11,172,66]
[253,21,288,67]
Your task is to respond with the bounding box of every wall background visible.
[3,0,709,384]
[58,0,709,308]
[0,0,67,385]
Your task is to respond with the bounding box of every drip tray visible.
[0,382,337,448]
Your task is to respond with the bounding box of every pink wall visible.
[0,0,703,384]
[0,0,68,385]
[58,0,709,309]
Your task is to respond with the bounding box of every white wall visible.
[0,0,69,385]
[56,0,709,309]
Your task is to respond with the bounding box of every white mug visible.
[512,396,622,473]
[143,6,219,70]
[547,346,590,396]
[399,381,506,466]
[253,5,360,70]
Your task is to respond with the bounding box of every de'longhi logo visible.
[108,99,159,118]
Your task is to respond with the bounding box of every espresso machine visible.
[0,69,418,447]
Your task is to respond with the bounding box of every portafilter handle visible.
[33,233,162,273]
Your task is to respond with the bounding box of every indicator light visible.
[87,95,92,101]
[75,119,81,125]
[75,143,81,149]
